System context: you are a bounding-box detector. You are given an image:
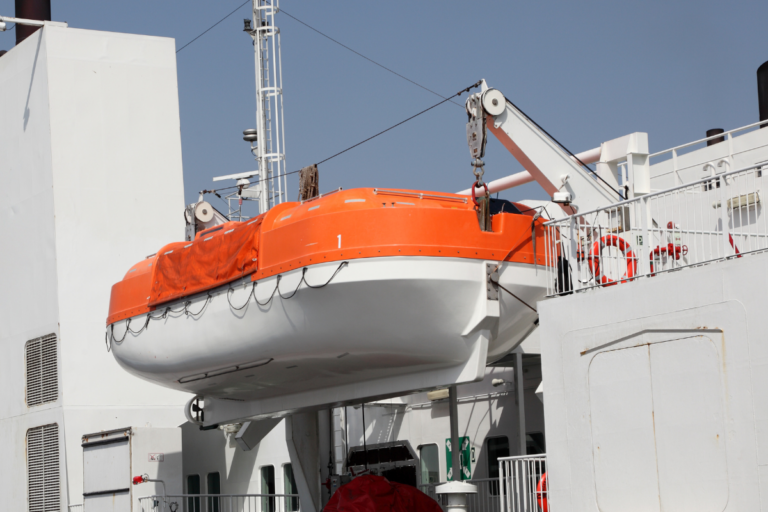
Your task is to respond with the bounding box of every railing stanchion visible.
[720,172,731,259]
[640,196,650,276]
[568,215,578,292]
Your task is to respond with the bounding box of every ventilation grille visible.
[26,334,58,407]
[27,424,60,512]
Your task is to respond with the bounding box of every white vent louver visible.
[26,334,58,407]
[27,424,60,512]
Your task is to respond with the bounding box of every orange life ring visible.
[536,472,548,512]
[588,235,637,286]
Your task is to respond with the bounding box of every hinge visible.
[486,263,499,301]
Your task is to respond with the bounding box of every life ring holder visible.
[536,472,548,512]
[588,234,638,286]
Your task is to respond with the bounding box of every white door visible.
[83,429,132,512]
[589,336,728,512]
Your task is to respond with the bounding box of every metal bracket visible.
[486,264,499,301]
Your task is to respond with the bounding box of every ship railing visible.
[544,161,768,296]
[68,505,83,512]
[137,493,300,512]
[620,118,768,190]
[419,477,506,512]
[498,455,547,512]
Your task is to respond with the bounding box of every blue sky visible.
[2,0,767,216]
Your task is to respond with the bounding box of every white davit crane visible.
[462,81,651,216]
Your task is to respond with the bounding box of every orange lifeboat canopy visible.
[107,188,549,325]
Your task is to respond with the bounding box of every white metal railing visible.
[616,119,768,190]
[544,162,768,296]
[498,455,547,512]
[68,505,83,512]
[138,493,300,512]
[646,119,768,186]
[420,478,503,512]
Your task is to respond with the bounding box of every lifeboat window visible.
[280,215,292,221]
[419,444,440,484]
[487,436,510,494]
[197,226,224,239]
[489,198,521,215]
[396,202,415,206]
[206,472,220,512]
[261,465,276,512]
[283,464,299,511]
[186,475,201,512]
[308,205,320,211]
[345,199,365,203]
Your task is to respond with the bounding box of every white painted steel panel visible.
[589,346,660,512]
[83,440,130,494]
[650,337,728,512]
[0,24,190,511]
[84,492,131,512]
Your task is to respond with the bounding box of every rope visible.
[106,261,350,349]
[280,9,463,108]
[491,279,538,313]
[176,0,250,54]
[186,295,212,316]
[227,282,256,310]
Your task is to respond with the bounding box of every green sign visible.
[445,436,471,481]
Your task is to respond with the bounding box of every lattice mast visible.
[250,0,287,213]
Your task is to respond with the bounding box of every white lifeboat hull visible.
[109,256,544,416]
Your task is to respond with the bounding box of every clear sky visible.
[2,0,767,217]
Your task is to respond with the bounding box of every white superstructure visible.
[0,23,191,511]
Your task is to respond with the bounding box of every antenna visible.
[247,0,287,214]
[211,0,286,218]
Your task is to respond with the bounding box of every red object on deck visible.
[324,475,442,512]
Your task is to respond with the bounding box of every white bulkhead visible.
[0,24,191,511]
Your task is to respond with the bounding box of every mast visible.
[250,0,287,213]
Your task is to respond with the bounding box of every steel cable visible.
[204,82,482,196]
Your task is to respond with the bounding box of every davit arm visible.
[464,81,635,215]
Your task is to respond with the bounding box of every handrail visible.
[544,161,765,226]
[648,118,768,158]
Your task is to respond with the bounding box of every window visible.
[206,472,220,512]
[261,466,275,512]
[26,334,58,407]
[419,444,440,484]
[186,475,200,512]
[526,432,546,455]
[27,424,60,512]
[487,436,510,495]
[283,464,299,512]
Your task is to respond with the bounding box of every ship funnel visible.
[706,128,725,146]
[15,0,50,45]
[759,60,768,128]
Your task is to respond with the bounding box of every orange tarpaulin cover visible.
[148,217,263,307]
[324,475,442,512]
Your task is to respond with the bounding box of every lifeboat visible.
[106,188,548,415]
